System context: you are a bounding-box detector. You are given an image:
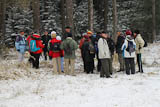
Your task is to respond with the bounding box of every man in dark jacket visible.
[116,32,125,72]
[62,26,71,41]
[41,31,51,60]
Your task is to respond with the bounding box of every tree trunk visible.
[112,0,117,42]
[66,0,74,38]
[88,0,94,32]
[0,0,6,44]
[32,0,40,33]
[61,0,66,35]
[152,0,156,42]
[104,0,109,32]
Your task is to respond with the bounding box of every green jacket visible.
[60,37,78,59]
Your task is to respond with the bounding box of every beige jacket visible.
[98,38,111,59]
[135,34,145,54]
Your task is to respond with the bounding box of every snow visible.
[0,43,160,107]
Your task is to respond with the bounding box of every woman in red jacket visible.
[29,33,44,69]
[49,31,63,74]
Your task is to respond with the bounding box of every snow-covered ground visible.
[0,43,160,107]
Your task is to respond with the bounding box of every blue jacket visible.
[15,35,27,54]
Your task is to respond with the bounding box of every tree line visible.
[0,0,159,51]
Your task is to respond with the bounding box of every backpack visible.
[64,42,73,55]
[29,40,40,52]
[88,41,95,54]
[50,42,61,52]
[126,41,135,55]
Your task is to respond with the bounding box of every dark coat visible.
[107,38,115,55]
[116,35,125,54]
[41,35,51,52]
[81,39,95,62]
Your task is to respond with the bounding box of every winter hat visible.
[82,33,87,37]
[51,31,56,38]
[126,30,132,35]
[87,31,93,34]
[56,36,61,41]
[67,33,72,37]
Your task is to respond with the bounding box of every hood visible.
[126,35,133,41]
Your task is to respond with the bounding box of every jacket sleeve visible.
[79,38,84,49]
[73,40,78,50]
[137,35,145,48]
[98,39,103,54]
[60,41,64,50]
[38,40,45,48]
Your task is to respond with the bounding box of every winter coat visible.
[98,38,111,59]
[79,37,85,49]
[15,35,27,54]
[121,35,136,58]
[135,34,145,54]
[41,34,51,52]
[49,38,63,58]
[30,34,44,54]
[60,37,78,59]
[107,38,115,55]
[81,39,95,62]
[116,35,125,54]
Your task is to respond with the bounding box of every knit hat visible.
[134,30,140,34]
[51,31,56,38]
[82,33,87,36]
[56,36,61,40]
[87,31,93,34]
[126,30,132,35]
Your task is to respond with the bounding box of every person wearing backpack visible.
[81,35,95,74]
[29,33,44,69]
[98,31,112,78]
[116,32,125,72]
[121,30,136,75]
[41,31,51,60]
[15,30,27,62]
[60,33,78,76]
[134,30,145,73]
[49,31,62,74]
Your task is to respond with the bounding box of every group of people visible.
[15,26,145,78]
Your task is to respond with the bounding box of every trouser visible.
[125,58,135,75]
[64,58,75,75]
[118,53,125,70]
[53,57,61,74]
[43,50,49,60]
[85,59,94,74]
[61,57,64,72]
[96,52,101,72]
[18,52,24,62]
[82,55,86,72]
[109,58,113,75]
[100,58,111,77]
[137,54,143,73]
[30,53,41,69]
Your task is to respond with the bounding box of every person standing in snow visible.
[41,31,51,60]
[49,31,62,74]
[81,34,95,74]
[56,36,64,73]
[116,32,125,72]
[98,31,112,78]
[121,30,136,75]
[29,33,44,69]
[15,30,27,62]
[60,33,78,76]
[134,30,145,73]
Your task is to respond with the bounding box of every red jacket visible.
[27,34,44,54]
[79,37,85,49]
[49,38,63,58]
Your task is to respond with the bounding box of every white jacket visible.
[135,34,145,54]
[98,38,111,59]
[121,35,136,58]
